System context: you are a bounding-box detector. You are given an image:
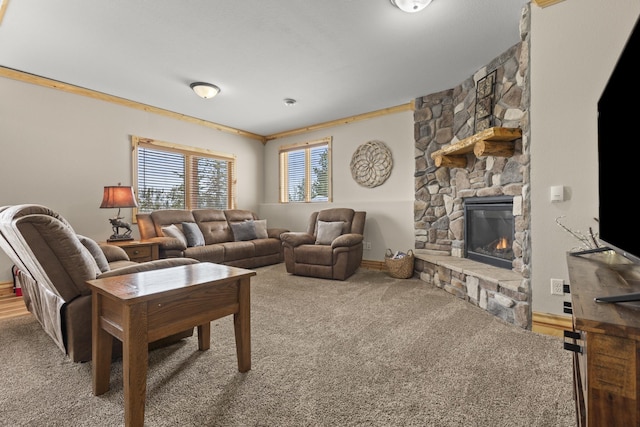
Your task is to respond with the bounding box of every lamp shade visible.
[99,185,138,209]
[190,82,221,99]
[390,0,432,13]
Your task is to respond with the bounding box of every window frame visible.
[0,0,8,25]
[132,136,236,217]
[278,136,332,203]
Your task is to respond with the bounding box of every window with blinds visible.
[132,136,236,213]
[279,137,332,203]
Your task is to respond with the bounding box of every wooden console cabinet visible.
[566,251,640,426]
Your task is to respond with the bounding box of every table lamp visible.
[100,183,138,241]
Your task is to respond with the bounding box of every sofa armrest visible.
[143,236,187,251]
[281,232,315,248]
[267,227,290,239]
[97,257,199,278]
[98,244,130,262]
[331,233,364,248]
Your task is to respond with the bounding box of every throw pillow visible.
[315,221,343,245]
[161,224,188,248]
[231,220,257,241]
[77,234,110,273]
[181,222,205,247]
[254,219,268,239]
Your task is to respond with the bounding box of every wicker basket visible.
[384,249,415,279]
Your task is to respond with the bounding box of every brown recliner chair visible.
[281,208,366,280]
[0,204,199,362]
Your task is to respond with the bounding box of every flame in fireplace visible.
[496,237,508,250]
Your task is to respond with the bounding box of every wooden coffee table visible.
[86,262,256,427]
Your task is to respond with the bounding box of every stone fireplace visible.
[411,7,531,329]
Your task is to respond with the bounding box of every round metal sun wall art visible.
[350,140,393,188]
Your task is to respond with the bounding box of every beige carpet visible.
[0,264,576,426]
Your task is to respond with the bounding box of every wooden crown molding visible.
[1,66,414,145]
[531,0,565,8]
[0,66,266,143]
[264,102,414,142]
[0,0,9,25]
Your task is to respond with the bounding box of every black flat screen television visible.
[597,14,640,261]
[590,14,640,303]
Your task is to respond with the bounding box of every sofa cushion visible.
[252,238,281,257]
[98,257,199,278]
[315,221,343,245]
[98,243,131,263]
[224,209,256,223]
[183,244,224,263]
[150,209,195,236]
[295,244,334,265]
[107,259,139,270]
[181,222,205,247]
[192,209,232,244]
[77,235,109,273]
[231,221,257,241]
[316,208,355,235]
[221,241,255,261]
[254,219,268,239]
[161,224,188,248]
[15,215,97,301]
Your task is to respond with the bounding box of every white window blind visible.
[132,136,236,213]
[279,137,331,203]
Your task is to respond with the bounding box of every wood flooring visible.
[0,293,29,320]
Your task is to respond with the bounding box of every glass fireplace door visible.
[464,196,514,269]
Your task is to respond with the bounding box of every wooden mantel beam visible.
[474,140,515,158]
[430,127,522,168]
[432,154,467,168]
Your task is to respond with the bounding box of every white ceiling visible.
[0,0,529,137]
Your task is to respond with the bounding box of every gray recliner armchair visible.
[0,204,199,362]
[281,208,366,280]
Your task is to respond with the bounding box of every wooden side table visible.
[87,262,256,427]
[104,240,159,262]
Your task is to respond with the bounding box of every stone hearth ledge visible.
[413,250,530,329]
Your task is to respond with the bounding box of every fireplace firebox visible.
[464,196,514,269]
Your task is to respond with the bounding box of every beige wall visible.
[0,77,263,280]
[261,111,416,262]
[530,0,640,315]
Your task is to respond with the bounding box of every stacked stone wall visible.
[413,5,532,328]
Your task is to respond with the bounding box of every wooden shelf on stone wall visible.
[430,127,522,168]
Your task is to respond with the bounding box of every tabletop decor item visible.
[99,183,138,241]
[474,69,498,132]
[350,140,393,188]
[385,248,415,279]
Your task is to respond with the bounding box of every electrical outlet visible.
[364,241,371,250]
[550,278,564,295]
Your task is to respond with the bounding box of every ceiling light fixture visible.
[390,0,432,13]
[283,98,297,106]
[190,82,221,99]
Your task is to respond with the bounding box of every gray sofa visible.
[137,209,289,268]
